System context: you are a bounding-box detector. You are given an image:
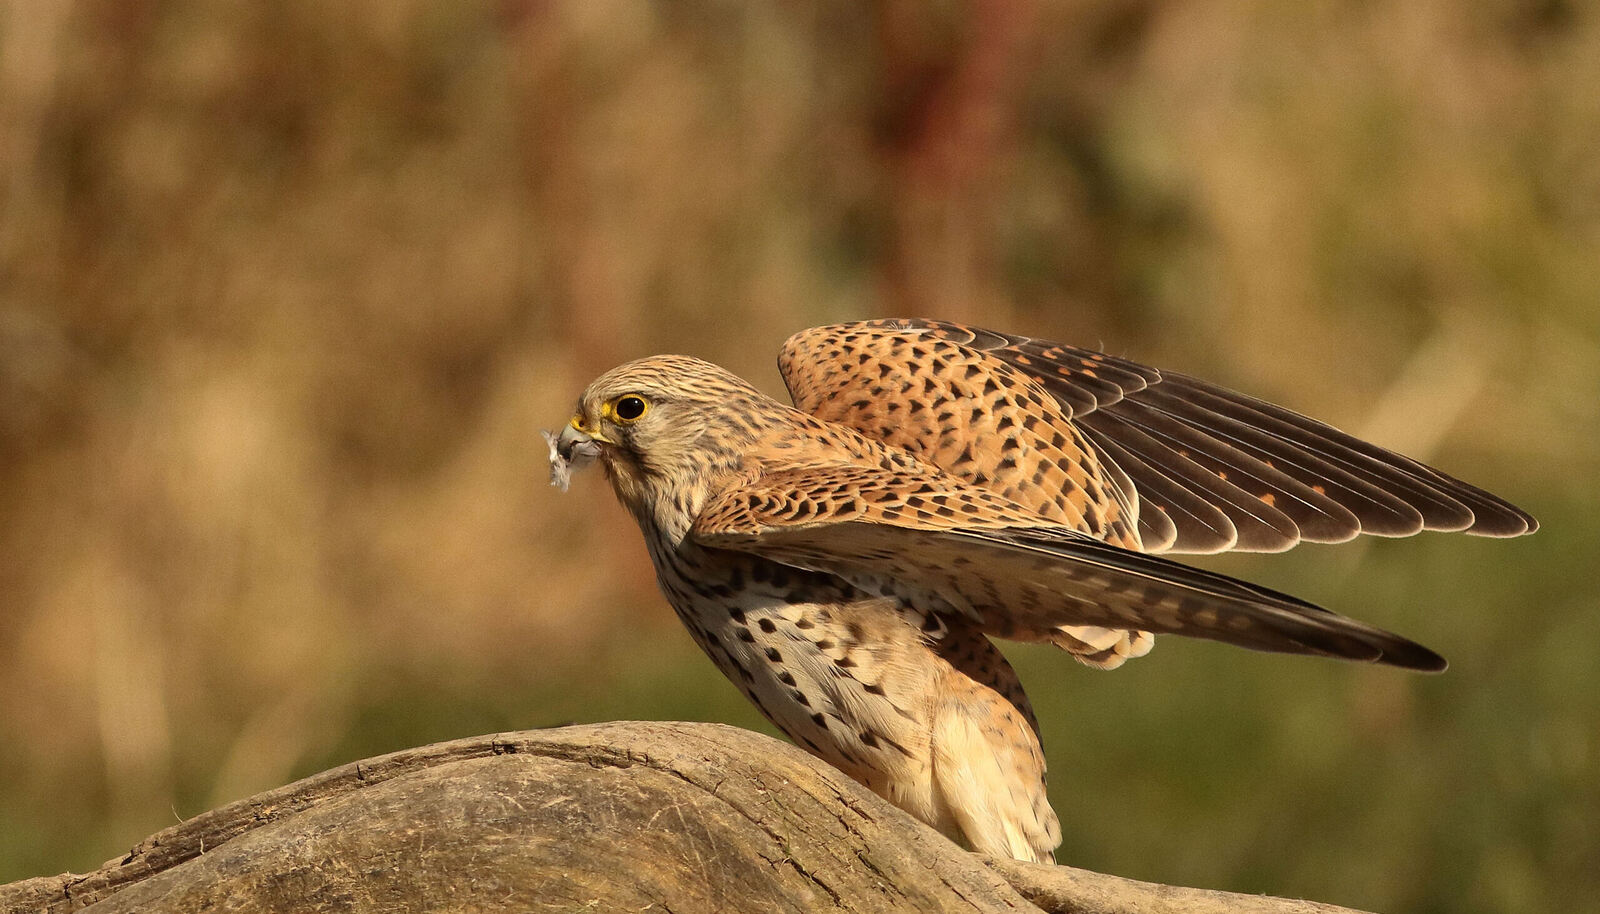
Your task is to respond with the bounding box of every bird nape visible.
[548,318,1535,864]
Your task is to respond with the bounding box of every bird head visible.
[550,355,767,533]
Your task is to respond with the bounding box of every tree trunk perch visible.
[1,722,1373,913]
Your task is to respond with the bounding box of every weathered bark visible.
[2,722,1372,913]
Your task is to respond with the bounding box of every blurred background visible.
[1,0,1595,910]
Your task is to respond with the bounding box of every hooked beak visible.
[543,418,605,491]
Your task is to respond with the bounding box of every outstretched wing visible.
[779,320,1536,554]
[691,464,1447,671]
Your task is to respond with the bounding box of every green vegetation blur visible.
[1,2,1595,912]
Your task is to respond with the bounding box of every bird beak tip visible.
[544,424,602,492]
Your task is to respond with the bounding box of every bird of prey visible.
[548,318,1535,864]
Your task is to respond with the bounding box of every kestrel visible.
[548,319,1535,864]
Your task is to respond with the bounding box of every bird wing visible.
[779,320,1536,554]
[691,464,1446,671]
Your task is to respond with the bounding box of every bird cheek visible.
[605,460,652,512]
[598,444,640,485]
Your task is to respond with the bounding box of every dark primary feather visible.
[1140,370,1536,537]
[1076,430,1211,553]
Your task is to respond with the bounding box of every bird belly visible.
[678,589,942,807]
[655,549,1058,860]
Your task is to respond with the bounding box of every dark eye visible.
[614,395,647,421]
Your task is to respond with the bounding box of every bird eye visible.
[612,395,648,422]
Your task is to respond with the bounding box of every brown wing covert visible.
[779,323,1140,549]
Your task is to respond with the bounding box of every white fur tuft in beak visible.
[544,424,602,492]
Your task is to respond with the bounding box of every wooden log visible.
[1,722,1372,913]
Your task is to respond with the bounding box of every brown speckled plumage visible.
[552,319,1535,863]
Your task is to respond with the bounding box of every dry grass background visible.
[1,1,1596,911]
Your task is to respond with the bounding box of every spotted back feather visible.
[780,326,1141,549]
